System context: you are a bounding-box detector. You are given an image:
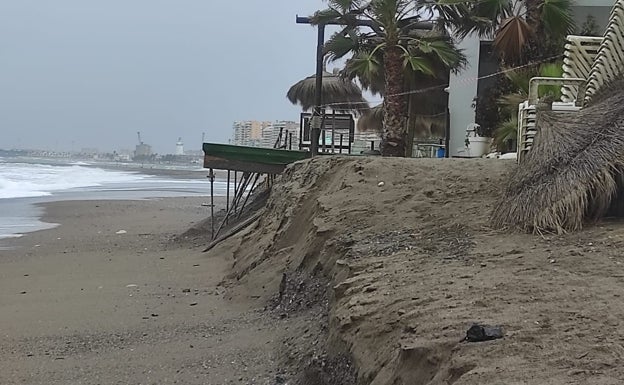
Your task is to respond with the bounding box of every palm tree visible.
[329,28,458,154]
[435,0,575,63]
[313,0,466,157]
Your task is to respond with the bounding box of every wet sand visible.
[0,196,281,384]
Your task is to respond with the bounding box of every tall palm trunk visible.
[380,42,407,157]
[524,0,547,61]
[524,0,541,29]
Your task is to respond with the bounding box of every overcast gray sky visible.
[0,1,342,154]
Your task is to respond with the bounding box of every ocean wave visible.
[0,163,146,199]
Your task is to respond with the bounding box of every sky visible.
[0,1,345,154]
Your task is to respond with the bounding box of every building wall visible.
[232,120,289,147]
[574,0,613,6]
[250,121,265,141]
[261,121,299,149]
[447,33,480,157]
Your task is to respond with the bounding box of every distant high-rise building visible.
[262,121,299,149]
[232,121,271,147]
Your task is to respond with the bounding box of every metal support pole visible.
[444,107,450,158]
[233,171,238,214]
[212,172,253,240]
[339,134,344,154]
[331,111,336,153]
[310,23,325,157]
[226,170,230,213]
[237,173,261,219]
[232,172,251,214]
[208,168,215,239]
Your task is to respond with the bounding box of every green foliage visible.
[537,62,564,99]
[493,116,519,152]
[317,0,466,90]
[539,0,575,37]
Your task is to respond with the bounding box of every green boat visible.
[203,143,309,174]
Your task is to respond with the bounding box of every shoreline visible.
[0,196,281,384]
[0,161,229,242]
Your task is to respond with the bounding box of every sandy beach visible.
[0,196,281,384]
[6,156,624,385]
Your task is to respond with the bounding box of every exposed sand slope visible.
[229,156,624,385]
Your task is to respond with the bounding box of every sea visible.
[0,157,227,246]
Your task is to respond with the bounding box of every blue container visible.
[437,147,445,158]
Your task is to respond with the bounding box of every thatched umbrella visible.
[491,82,624,234]
[286,71,369,113]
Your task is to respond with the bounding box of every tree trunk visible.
[523,0,547,61]
[405,92,414,157]
[380,43,407,157]
[524,0,540,30]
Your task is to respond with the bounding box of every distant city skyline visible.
[0,1,343,154]
[231,120,299,149]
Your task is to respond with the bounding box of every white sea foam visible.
[0,162,146,199]
[0,159,224,242]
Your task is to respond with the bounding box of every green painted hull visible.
[203,143,309,173]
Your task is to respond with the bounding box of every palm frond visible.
[324,30,359,61]
[312,8,343,25]
[539,0,574,37]
[405,55,435,76]
[492,116,518,151]
[347,50,383,78]
[493,16,533,60]
[368,0,393,27]
[327,0,362,13]
[422,37,467,71]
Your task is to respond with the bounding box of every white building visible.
[261,121,299,149]
[447,0,613,157]
[175,137,184,155]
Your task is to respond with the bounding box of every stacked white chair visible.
[584,0,624,104]
[517,0,623,162]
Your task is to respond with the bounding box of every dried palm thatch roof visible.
[286,71,368,113]
[492,82,624,234]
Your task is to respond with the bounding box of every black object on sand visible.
[462,324,504,342]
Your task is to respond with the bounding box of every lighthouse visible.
[175,137,184,155]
